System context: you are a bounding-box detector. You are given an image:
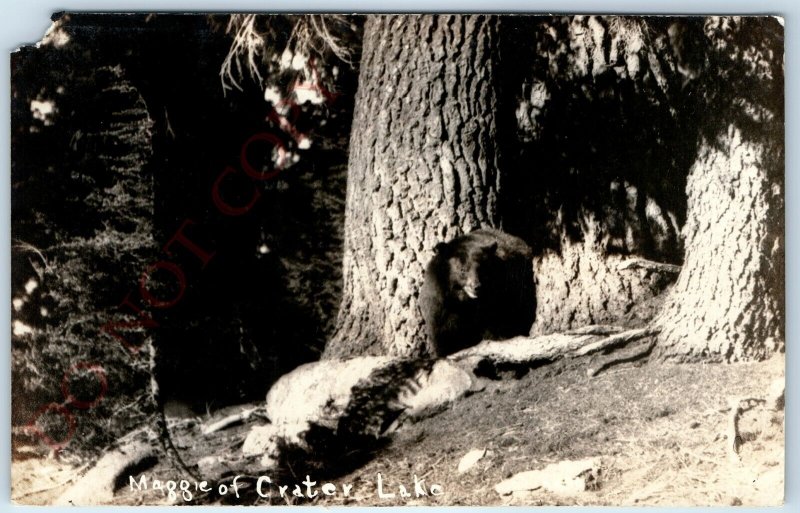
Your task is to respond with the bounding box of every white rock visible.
[494,458,601,496]
[457,448,487,474]
[197,455,222,475]
[400,359,475,416]
[266,356,393,428]
[242,424,279,457]
[261,356,477,464]
[267,356,475,432]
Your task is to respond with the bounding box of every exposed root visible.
[565,325,626,336]
[587,337,657,377]
[617,258,681,275]
[54,438,157,505]
[451,327,660,379]
[574,327,659,357]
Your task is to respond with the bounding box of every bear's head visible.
[435,240,498,301]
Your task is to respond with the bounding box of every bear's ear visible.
[486,242,498,254]
[434,242,449,254]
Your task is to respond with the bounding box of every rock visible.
[494,458,601,496]
[457,448,487,474]
[197,455,223,476]
[241,424,278,457]
[241,422,310,469]
[265,356,476,431]
[266,356,393,428]
[259,355,477,465]
[399,359,475,416]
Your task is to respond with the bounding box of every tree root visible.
[617,258,681,275]
[574,327,659,357]
[451,326,660,379]
[586,337,657,377]
[565,325,626,336]
[54,438,157,505]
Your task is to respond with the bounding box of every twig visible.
[419,456,446,479]
[12,240,53,277]
[201,407,259,435]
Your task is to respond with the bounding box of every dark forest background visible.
[12,14,359,452]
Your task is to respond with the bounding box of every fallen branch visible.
[202,407,260,435]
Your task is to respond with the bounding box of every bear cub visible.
[419,228,536,357]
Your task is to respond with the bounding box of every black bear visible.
[419,228,536,357]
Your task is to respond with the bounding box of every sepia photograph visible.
[9,12,784,506]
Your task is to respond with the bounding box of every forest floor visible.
[332,353,785,507]
[12,349,784,506]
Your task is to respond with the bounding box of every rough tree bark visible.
[652,17,784,361]
[532,222,677,335]
[653,126,784,361]
[324,15,508,358]
[517,16,687,335]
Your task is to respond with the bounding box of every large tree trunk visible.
[516,16,687,334]
[532,221,678,335]
[652,17,785,361]
[324,15,507,358]
[654,125,784,361]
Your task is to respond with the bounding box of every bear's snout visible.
[462,281,480,299]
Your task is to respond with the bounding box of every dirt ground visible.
[12,352,784,506]
[334,353,784,507]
